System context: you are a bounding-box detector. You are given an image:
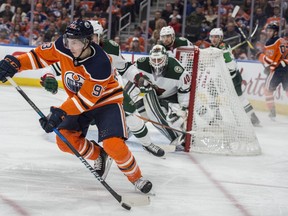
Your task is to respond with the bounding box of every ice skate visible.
[268,108,276,121]
[143,143,165,157]
[93,143,108,177]
[250,112,261,126]
[134,177,153,194]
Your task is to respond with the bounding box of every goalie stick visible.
[6,76,150,210]
[133,113,195,135]
[231,5,254,49]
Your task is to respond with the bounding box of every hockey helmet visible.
[266,23,279,32]
[209,28,224,38]
[149,45,168,78]
[89,20,103,44]
[160,26,175,44]
[65,19,93,40]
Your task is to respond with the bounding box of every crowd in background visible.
[0,0,287,60]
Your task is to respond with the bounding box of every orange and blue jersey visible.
[258,36,288,72]
[16,36,123,115]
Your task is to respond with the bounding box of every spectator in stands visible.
[14,0,31,14]
[216,0,233,17]
[168,17,181,36]
[26,3,47,23]
[255,0,274,18]
[149,10,161,31]
[106,0,122,38]
[195,28,210,49]
[223,21,241,48]
[147,29,160,51]
[44,22,58,42]
[126,26,145,50]
[12,7,26,23]
[0,28,10,44]
[161,3,173,24]
[140,20,153,39]
[113,35,126,51]
[169,8,182,23]
[0,0,15,13]
[253,7,268,30]
[186,0,200,16]
[186,5,206,42]
[171,0,184,15]
[264,5,287,34]
[128,37,144,52]
[205,6,217,26]
[121,0,135,22]
[0,4,14,22]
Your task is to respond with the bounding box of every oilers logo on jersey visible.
[64,71,85,93]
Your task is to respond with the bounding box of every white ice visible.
[0,85,288,216]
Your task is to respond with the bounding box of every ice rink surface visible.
[0,85,287,216]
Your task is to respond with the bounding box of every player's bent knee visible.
[56,129,83,153]
[103,137,129,161]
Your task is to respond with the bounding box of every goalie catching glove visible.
[40,73,58,94]
[134,73,165,95]
[39,107,67,133]
[0,55,21,83]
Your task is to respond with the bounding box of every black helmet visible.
[65,19,93,40]
[266,23,279,32]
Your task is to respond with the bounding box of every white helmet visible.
[209,28,223,38]
[160,26,175,44]
[149,45,168,78]
[89,20,103,44]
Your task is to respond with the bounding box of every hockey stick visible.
[6,76,150,210]
[231,23,258,50]
[133,113,195,135]
[231,5,254,49]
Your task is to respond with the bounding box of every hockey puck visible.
[121,203,131,210]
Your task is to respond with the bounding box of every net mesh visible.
[176,47,261,156]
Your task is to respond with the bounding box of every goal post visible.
[175,47,261,156]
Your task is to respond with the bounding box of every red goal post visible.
[175,47,261,156]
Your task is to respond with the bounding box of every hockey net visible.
[175,47,261,156]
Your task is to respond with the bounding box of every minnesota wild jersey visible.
[134,56,191,107]
[161,37,194,58]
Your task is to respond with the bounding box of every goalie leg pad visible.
[124,81,141,103]
[143,89,178,141]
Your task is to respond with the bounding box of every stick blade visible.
[122,195,151,206]
[231,5,240,18]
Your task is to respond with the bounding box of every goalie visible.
[132,45,191,150]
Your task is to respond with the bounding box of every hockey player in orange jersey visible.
[258,23,288,120]
[0,19,152,194]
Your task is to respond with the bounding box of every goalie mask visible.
[149,45,168,78]
[209,28,224,47]
[89,20,103,44]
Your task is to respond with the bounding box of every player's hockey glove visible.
[39,107,67,133]
[40,73,58,94]
[0,55,21,83]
